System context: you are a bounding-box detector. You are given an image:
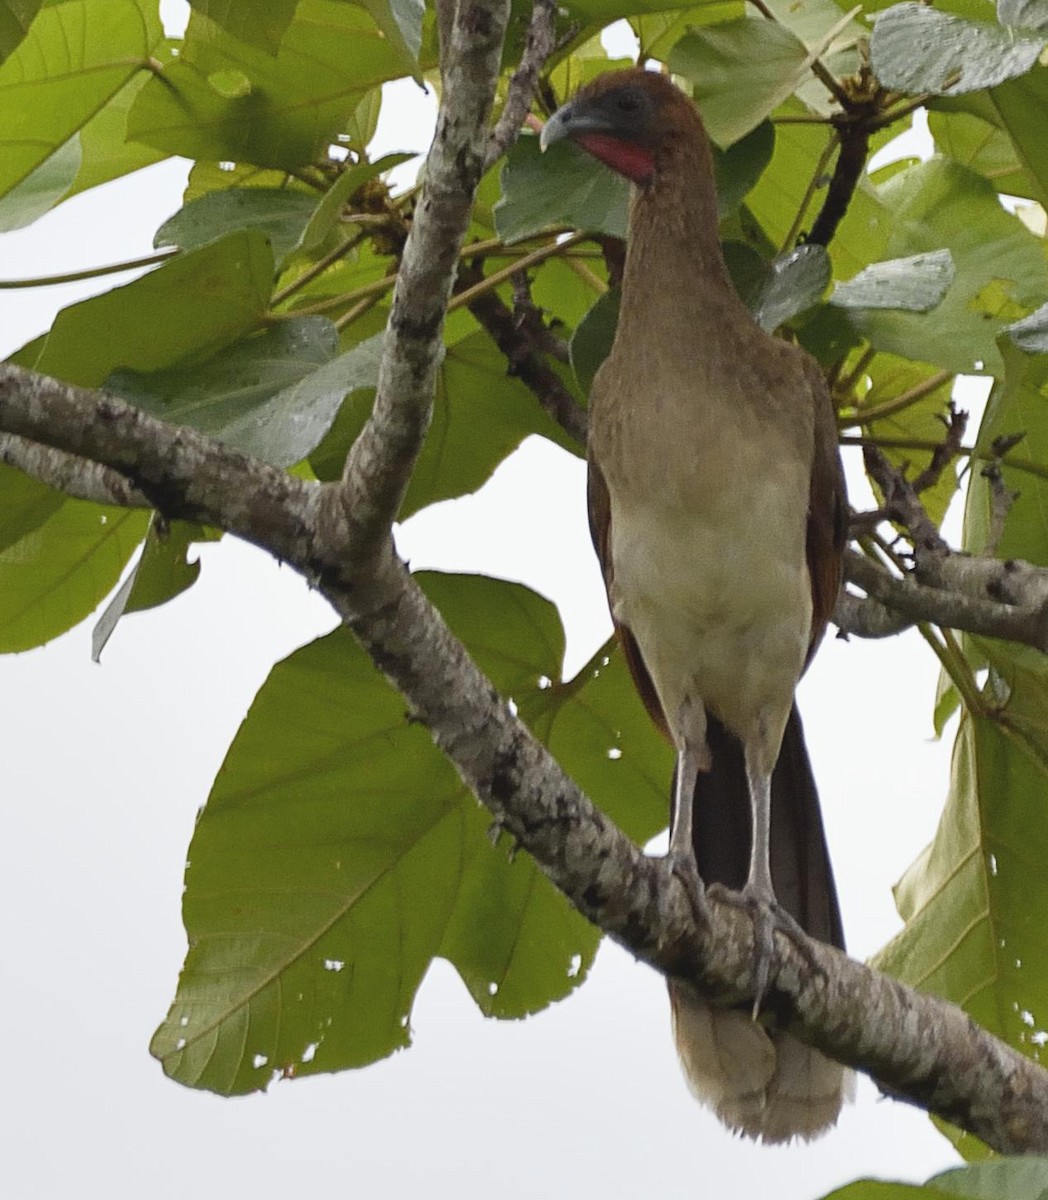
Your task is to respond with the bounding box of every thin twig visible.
[840,369,953,427]
[485,0,559,169]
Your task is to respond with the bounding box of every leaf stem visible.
[447,232,586,312]
[271,231,368,306]
[839,369,954,427]
[0,249,177,289]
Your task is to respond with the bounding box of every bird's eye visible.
[615,91,641,113]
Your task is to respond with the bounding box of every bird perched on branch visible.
[541,68,849,1143]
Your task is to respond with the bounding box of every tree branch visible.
[0,432,151,508]
[461,262,589,445]
[485,0,559,169]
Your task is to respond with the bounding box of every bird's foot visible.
[705,883,816,1018]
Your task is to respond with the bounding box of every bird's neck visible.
[618,134,747,340]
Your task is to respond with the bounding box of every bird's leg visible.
[705,725,812,1015]
[668,697,711,925]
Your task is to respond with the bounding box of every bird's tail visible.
[668,705,851,1143]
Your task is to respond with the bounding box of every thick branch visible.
[0,365,321,566]
[844,550,1048,652]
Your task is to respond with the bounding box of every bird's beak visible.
[539,103,575,153]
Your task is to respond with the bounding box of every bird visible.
[540,68,849,1142]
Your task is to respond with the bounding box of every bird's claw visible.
[705,883,817,1018]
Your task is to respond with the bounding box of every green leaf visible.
[563,0,734,20]
[928,107,1036,201]
[931,1158,1048,1200]
[128,0,432,169]
[66,50,172,198]
[857,352,959,529]
[91,518,208,662]
[830,250,955,312]
[311,330,581,513]
[108,321,384,468]
[713,120,774,216]
[0,0,163,199]
[985,66,1048,208]
[355,0,425,80]
[874,707,1048,1084]
[35,230,275,387]
[846,159,1048,375]
[151,572,608,1094]
[0,134,79,231]
[0,496,148,653]
[0,0,41,63]
[155,188,322,261]
[870,3,1046,97]
[750,243,830,331]
[495,133,628,244]
[820,1183,951,1199]
[669,18,810,147]
[187,0,300,52]
[571,289,619,394]
[0,463,64,553]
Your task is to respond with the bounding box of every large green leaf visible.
[151,572,651,1094]
[0,134,79,231]
[0,463,64,553]
[495,133,629,244]
[0,0,41,63]
[845,159,1048,375]
[870,4,1046,97]
[930,67,1048,208]
[310,329,581,514]
[830,251,955,313]
[65,51,172,198]
[128,0,432,168]
[0,493,148,653]
[108,321,383,468]
[820,1158,1048,1199]
[155,188,322,261]
[355,0,425,81]
[187,0,299,52]
[669,18,811,147]
[0,0,163,198]
[91,517,211,661]
[35,230,274,387]
[928,107,1036,201]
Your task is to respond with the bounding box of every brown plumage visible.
[542,69,849,1142]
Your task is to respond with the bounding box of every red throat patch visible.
[576,133,655,186]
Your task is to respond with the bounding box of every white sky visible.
[0,12,967,1198]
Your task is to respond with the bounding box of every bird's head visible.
[539,69,699,188]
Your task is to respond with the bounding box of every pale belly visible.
[609,491,811,759]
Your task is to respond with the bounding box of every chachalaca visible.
[541,68,849,1143]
